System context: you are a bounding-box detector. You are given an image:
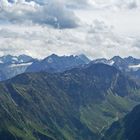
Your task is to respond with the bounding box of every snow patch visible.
[9,62,32,68]
[129,64,140,71]
[0,60,4,64]
[109,60,115,66]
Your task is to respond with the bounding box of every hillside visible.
[0,64,139,140]
[103,104,140,140]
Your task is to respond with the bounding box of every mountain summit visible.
[0,54,33,64]
[92,56,140,82]
[26,54,90,73]
[0,54,35,81]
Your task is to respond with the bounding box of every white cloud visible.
[0,20,139,59]
[85,20,140,58]
[0,0,140,59]
[89,0,140,10]
[0,0,79,28]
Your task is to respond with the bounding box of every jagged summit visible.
[26,53,90,73]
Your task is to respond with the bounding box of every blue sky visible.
[0,0,140,59]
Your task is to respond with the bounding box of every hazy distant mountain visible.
[92,56,140,82]
[26,54,90,73]
[0,63,139,140]
[0,54,90,81]
[0,54,33,64]
[0,54,35,81]
[0,54,139,82]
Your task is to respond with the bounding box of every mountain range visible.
[0,54,140,140]
[0,54,90,81]
[26,54,90,73]
[0,63,140,140]
[0,54,140,83]
[0,55,35,81]
[92,56,140,82]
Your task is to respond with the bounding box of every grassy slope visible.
[103,104,140,140]
[0,64,139,140]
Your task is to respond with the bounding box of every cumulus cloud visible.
[0,24,88,58]
[89,0,140,10]
[0,20,140,59]
[65,0,91,9]
[25,0,90,9]
[0,0,140,59]
[0,0,79,28]
[26,0,140,10]
[85,20,140,58]
[113,0,139,9]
